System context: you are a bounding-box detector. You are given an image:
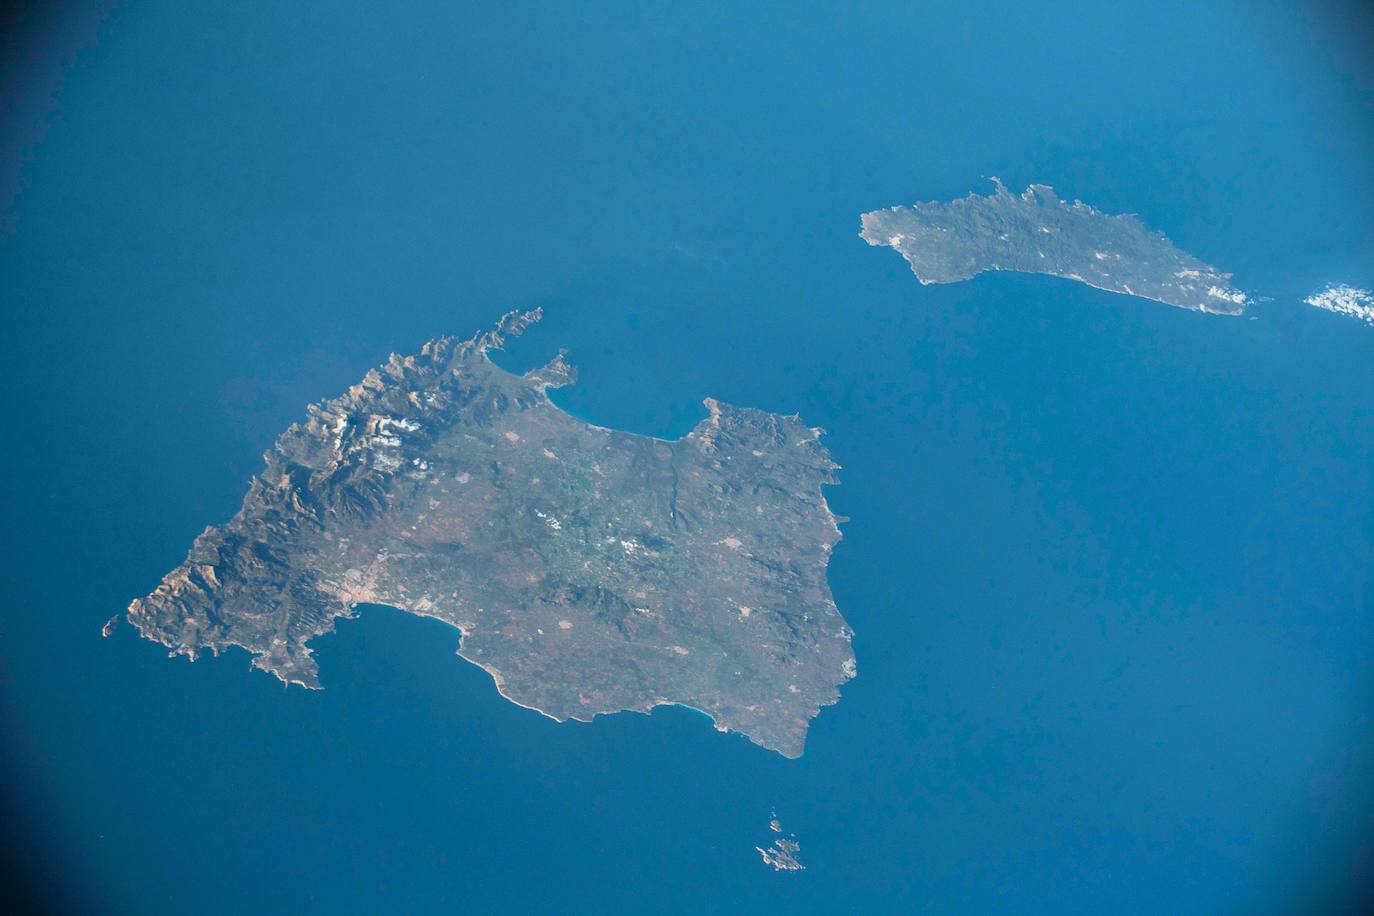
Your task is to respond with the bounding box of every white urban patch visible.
[1305,283,1374,324]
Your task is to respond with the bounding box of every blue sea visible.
[2,2,1372,913]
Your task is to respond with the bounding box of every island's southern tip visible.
[125,310,854,758]
[860,179,1249,314]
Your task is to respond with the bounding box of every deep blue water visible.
[2,2,1372,913]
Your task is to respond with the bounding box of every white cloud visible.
[1304,283,1374,325]
[1207,285,1248,306]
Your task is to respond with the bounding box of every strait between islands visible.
[121,310,855,758]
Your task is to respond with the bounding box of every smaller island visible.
[757,813,805,872]
[860,179,1249,315]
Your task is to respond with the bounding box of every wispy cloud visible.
[1304,284,1374,325]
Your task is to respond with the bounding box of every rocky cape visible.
[124,310,855,758]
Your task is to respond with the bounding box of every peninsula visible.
[123,310,854,758]
[860,179,1248,314]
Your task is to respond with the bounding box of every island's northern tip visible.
[125,309,854,759]
[860,180,1249,315]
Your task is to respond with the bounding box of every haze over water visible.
[2,2,1372,913]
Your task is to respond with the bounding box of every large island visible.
[861,179,1249,314]
[124,310,854,758]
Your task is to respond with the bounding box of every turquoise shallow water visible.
[2,2,1372,913]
